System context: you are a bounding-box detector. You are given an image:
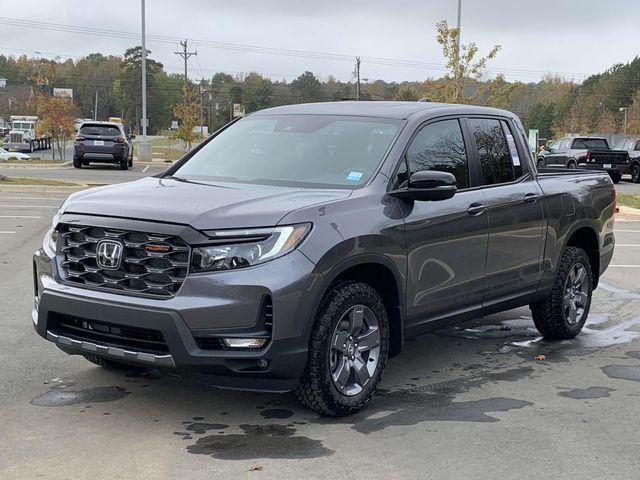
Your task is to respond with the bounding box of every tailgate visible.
[587,149,629,165]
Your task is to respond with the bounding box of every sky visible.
[1,0,638,85]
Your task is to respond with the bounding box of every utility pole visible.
[94,91,98,120]
[620,107,628,135]
[355,57,361,101]
[456,0,462,59]
[174,40,197,86]
[138,0,151,162]
[199,79,204,131]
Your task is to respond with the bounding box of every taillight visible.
[112,136,125,143]
[585,152,590,162]
[75,135,85,142]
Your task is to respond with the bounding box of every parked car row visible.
[537,135,640,183]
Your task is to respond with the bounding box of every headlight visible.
[191,223,311,273]
[45,227,59,253]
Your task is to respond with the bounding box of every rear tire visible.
[117,155,128,170]
[537,158,545,169]
[530,246,592,340]
[567,161,577,169]
[73,157,82,169]
[611,172,621,184]
[296,281,389,416]
[631,163,640,183]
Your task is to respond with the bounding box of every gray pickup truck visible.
[537,136,629,183]
[33,102,616,416]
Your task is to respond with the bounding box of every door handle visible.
[524,193,539,203]
[467,203,485,216]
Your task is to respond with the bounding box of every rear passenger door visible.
[399,118,489,327]
[465,117,545,304]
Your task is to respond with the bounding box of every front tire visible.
[530,246,592,340]
[296,281,389,416]
[537,158,545,169]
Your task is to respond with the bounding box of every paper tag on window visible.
[505,133,521,166]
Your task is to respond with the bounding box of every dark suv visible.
[74,122,134,170]
[34,102,615,416]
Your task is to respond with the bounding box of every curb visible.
[617,205,640,220]
[0,161,72,169]
[0,184,92,193]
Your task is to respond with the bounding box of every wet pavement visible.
[1,191,640,479]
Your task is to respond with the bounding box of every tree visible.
[290,71,323,102]
[435,20,501,103]
[37,92,76,159]
[173,84,201,150]
[114,46,163,134]
[395,86,419,101]
[484,74,522,109]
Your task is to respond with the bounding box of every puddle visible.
[260,408,294,420]
[558,387,615,400]
[185,423,229,434]
[602,365,640,383]
[317,366,534,434]
[31,386,129,406]
[186,424,333,460]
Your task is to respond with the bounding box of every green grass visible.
[0,157,67,164]
[0,176,79,186]
[617,194,640,209]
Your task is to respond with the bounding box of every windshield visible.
[13,122,31,130]
[572,138,609,149]
[172,114,402,189]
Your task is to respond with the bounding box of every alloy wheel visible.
[563,262,589,325]
[329,305,381,396]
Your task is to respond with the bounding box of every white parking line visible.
[616,244,640,247]
[609,265,640,268]
[0,204,58,209]
[0,215,42,219]
[142,165,150,173]
[614,229,640,233]
[0,231,16,234]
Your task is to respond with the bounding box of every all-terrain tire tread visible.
[530,246,592,340]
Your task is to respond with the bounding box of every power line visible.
[173,39,196,84]
[0,15,602,81]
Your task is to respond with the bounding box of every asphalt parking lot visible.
[1,183,640,479]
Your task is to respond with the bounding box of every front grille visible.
[10,132,22,143]
[49,313,169,354]
[56,223,190,298]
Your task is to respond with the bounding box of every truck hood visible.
[64,177,352,230]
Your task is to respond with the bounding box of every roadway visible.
[1,187,640,479]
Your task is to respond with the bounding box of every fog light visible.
[223,338,267,349]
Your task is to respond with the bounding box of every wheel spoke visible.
[332,356,350,389]
[357,328,379,351]
[331,331,349,351]
[574,265,587,287]
[353,356,370,386]
[575,291,589,307]
[350,306,364,333]
[568,301,578,324]
[568,268,577,285]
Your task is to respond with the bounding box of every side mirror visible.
[389,170,457,201]
[128,134,136,140]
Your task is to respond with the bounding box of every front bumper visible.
[33,240,321,392]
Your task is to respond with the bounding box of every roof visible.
[79,121,122,127]
[252,101,514,120]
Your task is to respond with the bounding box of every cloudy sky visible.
[1,0,638,84]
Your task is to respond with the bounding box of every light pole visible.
[620,107,628,136]
[456,0,462,57]
[138,0,152,162]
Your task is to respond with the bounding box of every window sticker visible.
[346,171,363,182]
[505,133,521,166]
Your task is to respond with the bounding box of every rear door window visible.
[404,119,470,189]
[468,118,515,185]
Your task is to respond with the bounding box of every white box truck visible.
[4,116,52,152]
